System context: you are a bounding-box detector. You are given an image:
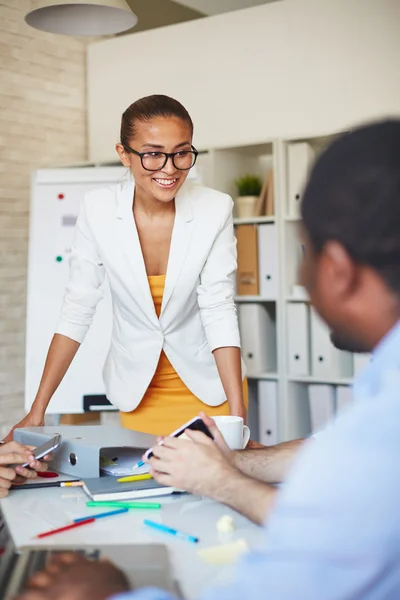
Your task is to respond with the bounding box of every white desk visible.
[1,485,262,599]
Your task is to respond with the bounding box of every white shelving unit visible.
[278,132,357,441]
[195,131,361,444]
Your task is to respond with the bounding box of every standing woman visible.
[7,95,247,438]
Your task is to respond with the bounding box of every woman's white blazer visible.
[55,179,243,412]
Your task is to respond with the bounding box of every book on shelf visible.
[254,169,274,217]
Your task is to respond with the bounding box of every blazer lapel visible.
[161,184,194,315]
[116,180,158,326]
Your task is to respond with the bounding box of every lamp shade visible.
[25,0,138,36]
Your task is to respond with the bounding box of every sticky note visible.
[197,539,248,565]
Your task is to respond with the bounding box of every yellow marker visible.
[117,473,153,483]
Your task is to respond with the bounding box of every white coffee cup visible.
[212,416,250,450]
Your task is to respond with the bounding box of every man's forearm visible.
[232,440,304,483]
[212,468,277,525]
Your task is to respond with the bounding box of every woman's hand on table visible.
[14,552,129,600]
[0,441,50,498]
[3,411,44,444]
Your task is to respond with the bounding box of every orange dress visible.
[120,275,248,436]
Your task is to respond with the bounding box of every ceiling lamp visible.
[25,0,138,36]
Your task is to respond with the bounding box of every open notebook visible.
[83,476,182,502]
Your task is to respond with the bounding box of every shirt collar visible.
[353,319,400,398]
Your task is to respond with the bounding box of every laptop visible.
[0,508,180,599]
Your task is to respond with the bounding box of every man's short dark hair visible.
[301,120,400,294]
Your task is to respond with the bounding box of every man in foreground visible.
[15,120,400,599]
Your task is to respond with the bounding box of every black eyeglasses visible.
[123,144,198,172]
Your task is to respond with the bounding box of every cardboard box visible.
[60,413,101,425]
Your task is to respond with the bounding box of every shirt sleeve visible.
[197,196,241,352]
[55,195,105,343]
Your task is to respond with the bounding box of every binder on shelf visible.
[310,309,353,378]
[336,385,353,415]
[353,353,371,375]
[236,225,259,295]
[238,303,276,376]
[287,142,315,217]
[308,384,336,433]
[283,222,304,297]
[265,169,274,217]
[257,224,278,299]
[258,380,278,446]
[287,302,310,376]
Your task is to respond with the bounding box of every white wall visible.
[87,0,400,163]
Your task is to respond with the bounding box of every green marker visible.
[86,501,161,510]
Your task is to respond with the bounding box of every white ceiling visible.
[174,0,277,16]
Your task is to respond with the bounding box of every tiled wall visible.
[0,0,89,435]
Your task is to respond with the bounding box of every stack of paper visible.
[100,448,150,477]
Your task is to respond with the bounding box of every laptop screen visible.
[0,507,177,598]
[0,506,17,600]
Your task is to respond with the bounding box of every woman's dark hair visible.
[301,120,400,294]
[120,94,193,146]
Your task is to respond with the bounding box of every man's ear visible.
[320,241,358,298]
[115,143,131,167]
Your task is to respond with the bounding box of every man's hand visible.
[14,552,129,600]
[197,412,232,457]
[0,441,50,498]
[195,412,257,452]
[149,424,237,498]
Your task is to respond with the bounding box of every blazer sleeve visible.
[197,196,241,352]
[55,195,105,344]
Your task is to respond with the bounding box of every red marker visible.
[37,471,59,479]
[36,518,95,539]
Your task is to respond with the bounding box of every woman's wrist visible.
[228,398,246,418]
[30,401,46,421]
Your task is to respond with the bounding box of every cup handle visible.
[242,425,250,449]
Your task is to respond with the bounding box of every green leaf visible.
[234,174,262,196]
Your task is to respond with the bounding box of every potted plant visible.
[234,174,262,218]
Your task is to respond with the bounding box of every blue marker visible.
[133,460,145,469]
[143,519,199,543]
[73,507,128,523]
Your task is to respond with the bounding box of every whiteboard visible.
[25,167,125,414]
